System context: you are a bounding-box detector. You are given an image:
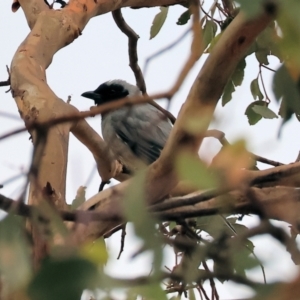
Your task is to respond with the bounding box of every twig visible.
[165,271,261,289]
[117,223,127,259]
[150,162,300,212]
[202,261,219,300]
[99,180,110,192]
[237,220,300,264]
[221,0,235,16]
[295,151,300,162]
[143,28,191,76]
[149,100,177,124]
[165,0,202,98]
[261,64,276,72]
[0,173,26,187]
[200,6,221,24]
[0,127,28,141]
[112,9,177,124]
[205,129,284,167]
[0,111,20,120]
[259,64,271,102]
[112,9,146,94]
[253,155,284,167]
[150,188,230,212]
[166,284,199,294]
[103,223,126,239]
[0,91,175,142]
[0,193,122,222]
[0,65,11,92]
[198,284,210,300]
[219,214,267,284]
[84,165,97,187]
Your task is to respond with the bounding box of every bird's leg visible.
[99,180,110,192]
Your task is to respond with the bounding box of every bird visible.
[81,79,173,177]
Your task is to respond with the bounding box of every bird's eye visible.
[110,89,116,93]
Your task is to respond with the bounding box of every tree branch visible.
[2,185,300,241]
[0,193,122,222]
[0,65,10,88]
[112,9,146,94]
[112,8,177,124]
[15,0,49,28]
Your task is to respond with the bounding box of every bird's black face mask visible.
[81,82,129,105]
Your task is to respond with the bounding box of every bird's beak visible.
[81,91,102,105]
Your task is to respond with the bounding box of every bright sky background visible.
[0,1,299,299]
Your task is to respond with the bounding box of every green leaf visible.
[255,283,281,299]
[202,20,218,51]
[196,215,228,238]
[250,78,264,100]
[150,7,169,39]
[245,100,266,125]
[255,48,270,65]
[168,221,177,231]
[252,105,278,119]
[245,238,255,253]
[221,59,246,106]
[233,249,260,275]
[28,257,100,300]
[222,80,235,106]
[123,171,163,276]
[176,152,219,190]
[123,171,156,242]
[177,9,190,25]
[232,59,246,87]
[245,42,257,56]
[188,288,197,300]
[273,64,300,121]
[255,21,282,62]
[256,23,276,48]
[0,215,32,293]
[133,284,168,300]
[278,98,294,122]
[80,238,108,266]
[277,0,300,67]
[71,186,86,209]
[235,0,265,18]
[205,32,222,53]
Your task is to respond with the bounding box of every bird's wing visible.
[110,104,172,164]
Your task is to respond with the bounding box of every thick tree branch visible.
[15,0,49,28]
[155,187,300,227]
[74,151,300,243]
[0,193,121,222]
[2,186,300,237]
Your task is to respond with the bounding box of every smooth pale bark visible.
[12,0,188,206]
[11,0,187,267]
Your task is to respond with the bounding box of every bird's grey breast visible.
[101,104,172,172]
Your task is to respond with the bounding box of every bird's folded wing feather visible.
[110,105,172,164]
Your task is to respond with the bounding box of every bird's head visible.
[81,80,141,105]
